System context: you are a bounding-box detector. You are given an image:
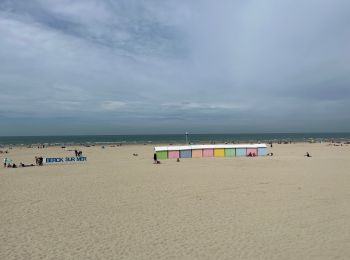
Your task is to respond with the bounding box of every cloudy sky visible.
[0,0,349,135]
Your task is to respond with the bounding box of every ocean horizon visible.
[1,132,350,146]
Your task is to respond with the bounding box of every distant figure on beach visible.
[153,153,157,164]
[75,150,78,157]
[20,162,35,167]
[305,152,311,157]
[3,158,7,168]
[35,157,44,166]
[4,158,12,167]
[177,158,180,162]
[270,143,273,148]
[7,163,17,168]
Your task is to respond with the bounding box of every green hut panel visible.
[156,151,168,160]
[225,148,236,157]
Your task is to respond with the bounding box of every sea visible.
[0,133,350,146]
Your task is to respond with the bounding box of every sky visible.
[0,0,350,136]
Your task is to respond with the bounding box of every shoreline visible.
[1,133,350,147]
[1,139,350,148]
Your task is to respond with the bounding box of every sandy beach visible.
[1,143,350,259]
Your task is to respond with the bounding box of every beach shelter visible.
[214,148,225,157]
[202,148,214,157]
[225,148,236,157]
[180,149,192,158]
[168,150,180,159]
[235,148,246,157]
[156,150,168,160]
[247,148,257,156]
[192,149,203,158]
[258,147,267,156]
[154,144,267,160]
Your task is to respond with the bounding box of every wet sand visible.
[1,143,350,259]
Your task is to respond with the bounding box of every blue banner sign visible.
[45,157,87,164]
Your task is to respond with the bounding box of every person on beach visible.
[4,158,12,167]
[3,158,7,168]
[305,152,311,157]
[35,157,44,166]
[153,153,157,164]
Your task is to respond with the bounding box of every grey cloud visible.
[0,0,350,135]
[0,0,189,57]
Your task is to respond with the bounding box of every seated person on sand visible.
[305,152,311,157]
[35,156,44,166]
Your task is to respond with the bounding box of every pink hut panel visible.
[246,148,257,156]
[168,150,180,159]
[203,148,214,157]
[192,149,203,158]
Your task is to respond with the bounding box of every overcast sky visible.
[0,0,350,135]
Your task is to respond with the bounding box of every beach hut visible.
[192,149,203,158]
[246,148,257,156]
[258,147,267,156]
[225,148,236,157]
[214,148,225,157]
[202,148,214,157]
[156,150,168,160]
[154,144,267,160]
[180,149,192,158]
[235,148,246,157]
[168,150,180,159]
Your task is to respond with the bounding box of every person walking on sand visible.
[153,153,157,164]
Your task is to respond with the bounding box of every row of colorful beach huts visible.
[155,144,267,160]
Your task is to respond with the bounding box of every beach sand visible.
[1,143,350,259]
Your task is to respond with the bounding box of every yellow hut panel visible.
[214,148,225,157]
